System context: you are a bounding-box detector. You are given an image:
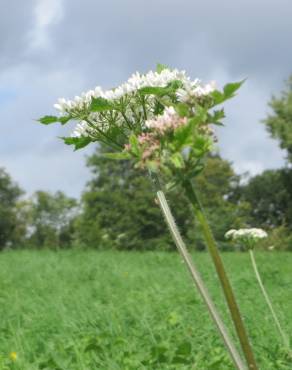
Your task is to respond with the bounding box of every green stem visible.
[121,111,134,131]
[85,118,123,151]
[249,249,290,349]
[183,179,258,370]
[150,175,246,370]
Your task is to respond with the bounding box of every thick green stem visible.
[150,175,246,370]
[183,179,258,370]
[249,249,290,349]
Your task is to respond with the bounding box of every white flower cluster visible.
[176,80,217,103]
[54,68,217,115]
[54,68,191,115]
[53,67,217,139]
[71,120,90,138]
[225,228,268,244]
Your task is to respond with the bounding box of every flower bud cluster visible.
[145,107,187,134]
[125,107,188,163]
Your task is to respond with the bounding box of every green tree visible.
[189,155,249,249]
[241,169,292,228]
[28,191,78,249]
[77,147,244,250]
[254,76,292,236]
[76,146,173,250]
[263,76,292,162]
[0,168,24,249]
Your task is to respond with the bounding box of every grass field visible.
[0,250,291,369]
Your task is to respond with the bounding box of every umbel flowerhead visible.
[225,228,268,250]
[38,64,244,184]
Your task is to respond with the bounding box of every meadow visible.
[0,250,291,369]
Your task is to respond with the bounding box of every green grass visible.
[0,250,291,369]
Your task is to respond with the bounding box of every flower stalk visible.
[151,174,246,370]
[249,249,290,349]
[182,179,258,370]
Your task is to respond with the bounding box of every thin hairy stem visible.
[249,249,290,349]
[150,175,246,370]
[183,179,258,370]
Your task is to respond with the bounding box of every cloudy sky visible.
[1,0,291,197]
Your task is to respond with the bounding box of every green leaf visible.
[208,109,225,125]
[175,103,189,117]
[61,136,92,150]
[139,80,183,98]
[58,116,72,125]
[213,108,225,121]
[210,90,225,106]
[167,79,183,90]
[38,115,72,125]
[210,80,245,107]
[129,134,140,156]
[223,79,245,98]
[89,97,113,112]
[188,162,204,178]
[153,100,165,115]
[174,123,193,147]
[139,86,169,96]
[38,115,59,124]
[156,63,169,73]
[102,152,131,160]
[173,114,205,149]
[170,153,184,168]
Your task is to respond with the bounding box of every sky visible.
[0,0,291,197]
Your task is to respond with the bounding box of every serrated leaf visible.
[174,123,193,147]
[139,80,182,97]
[129,134,139,148]
[62,136,92,150]
[38,115,72,125]
[210,90,225,106]
[189,163,204,178]
[153,100,165,115]
[173,115,204,149]
[175,103,189,117]
[58,116,72,125]
[223,79,245,98]
[102,152,131,160]
[208,109,225,125]
[139,86,169,96]
[89,97,112,112]
[128,133,141,156]
[167,79,183,90]
[211,80,244,107]
[213,108,225,121]
[38,115,59,124]
[170,153,184,168]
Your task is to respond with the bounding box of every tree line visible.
[1,78,292,251]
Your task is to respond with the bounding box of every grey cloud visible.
[0,1,36,67]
